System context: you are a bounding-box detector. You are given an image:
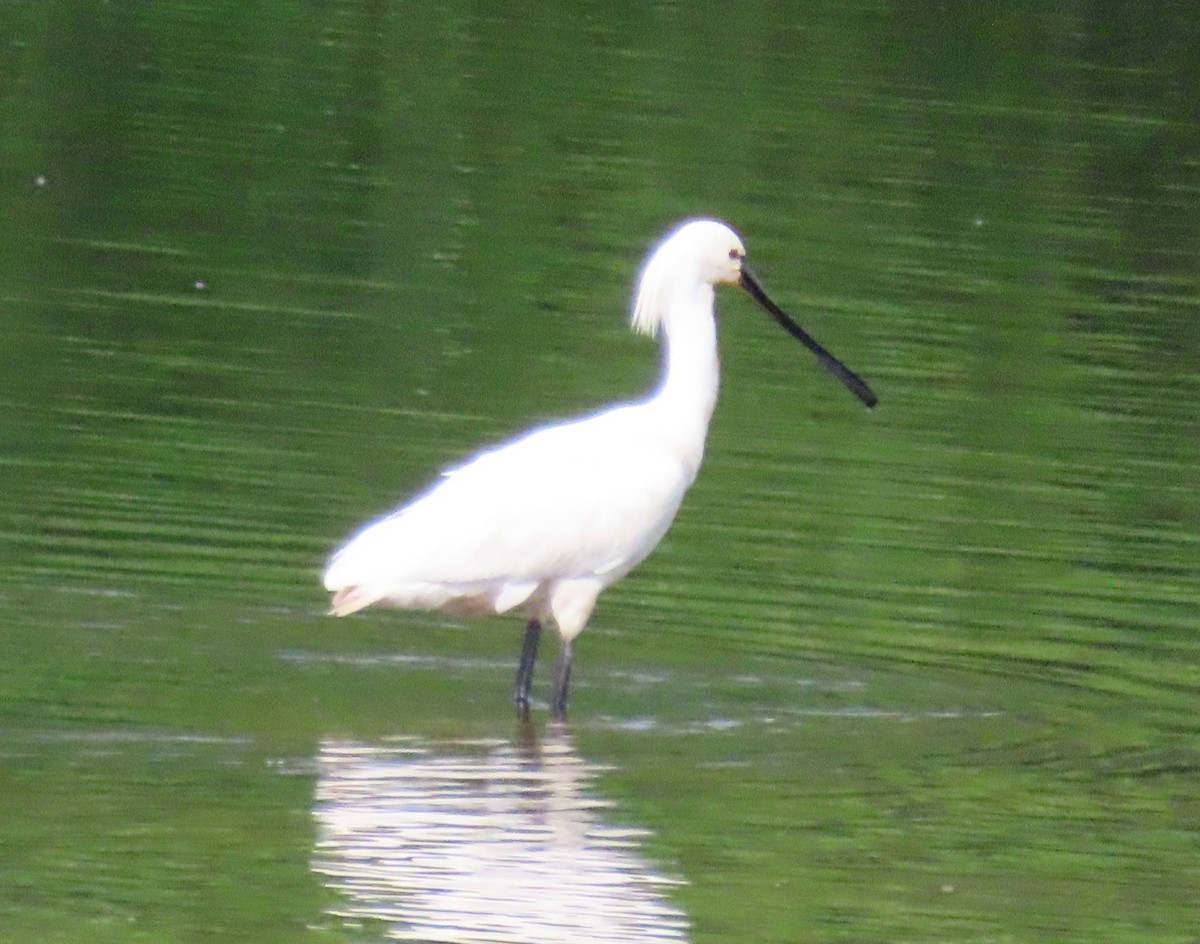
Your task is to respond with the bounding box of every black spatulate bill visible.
[740,267,878,409]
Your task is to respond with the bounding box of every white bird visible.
[323,219,876,721]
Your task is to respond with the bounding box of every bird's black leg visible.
[513,618,542,718]
[550,638,573,723]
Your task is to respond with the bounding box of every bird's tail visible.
[327,584,387,617]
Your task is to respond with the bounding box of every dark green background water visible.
[2,2,1198,942]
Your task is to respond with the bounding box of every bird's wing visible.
[324,409,692,593]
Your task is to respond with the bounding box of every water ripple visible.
[312,734,689,943]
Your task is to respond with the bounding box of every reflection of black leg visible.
[513,618,541,718]
[551,638,572,722]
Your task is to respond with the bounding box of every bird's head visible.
[630,219,744,337]
[630,218,878,409]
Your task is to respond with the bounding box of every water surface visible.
[2,3,1198,942]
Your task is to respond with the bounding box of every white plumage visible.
[323,219,876,720]
[322,405,692,620]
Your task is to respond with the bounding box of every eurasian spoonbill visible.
[323,219,876,721]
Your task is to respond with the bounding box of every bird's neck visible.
[647,285,720,483]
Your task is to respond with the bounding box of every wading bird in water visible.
[323,219,877,721]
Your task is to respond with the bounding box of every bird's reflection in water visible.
[312,728,690,943]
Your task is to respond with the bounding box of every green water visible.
[2,2,1198,942]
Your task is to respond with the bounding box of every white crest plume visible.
[631,219,734,337]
